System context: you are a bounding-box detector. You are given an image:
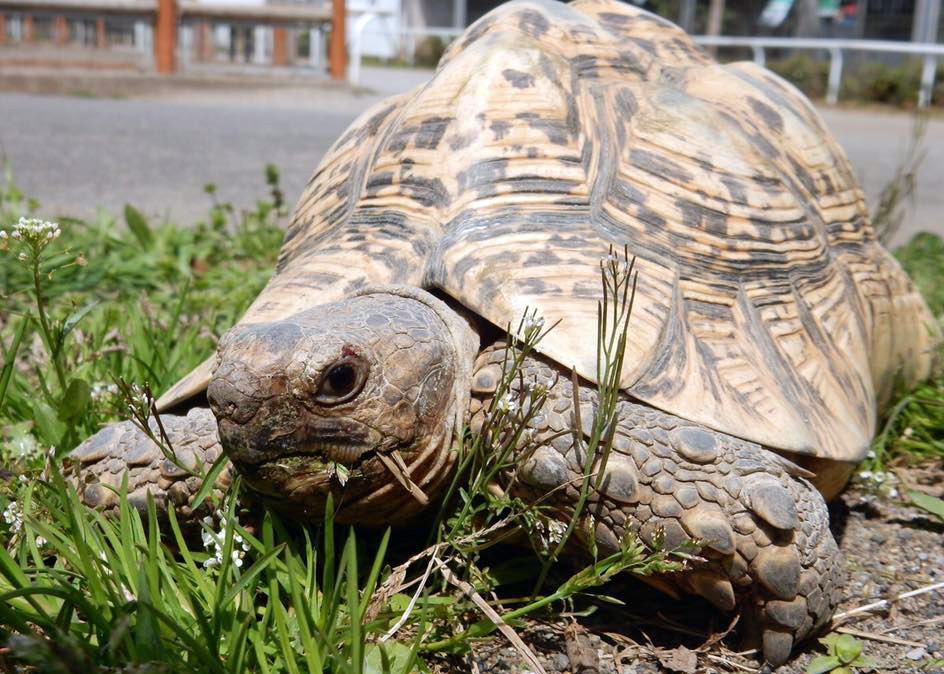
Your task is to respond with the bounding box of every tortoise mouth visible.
[271,439,378,465]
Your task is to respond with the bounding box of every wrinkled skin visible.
[207,293,464,523]
[71,289,838,667]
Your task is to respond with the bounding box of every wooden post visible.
[96,17,106,48]
[0,15,6,46]
[272,25,288,65]
[154,0,177,74]
[329,0,345,80]
[54,15,68,45]
[23,15,33,44]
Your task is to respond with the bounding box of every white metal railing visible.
[349,26,943,107]
[349,21,467,85]
[693,36,944,106]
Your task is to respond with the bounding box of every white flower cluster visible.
[91,382,119,402]
[3,502,23,536]
[0,217,61,245]
[533,518,568,554]
[856,468,900,499]
[201,512,251,569]
[0,218,62,260]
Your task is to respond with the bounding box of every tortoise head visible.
[206,288,477,524]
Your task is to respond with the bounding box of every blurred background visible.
[0,0,941,246]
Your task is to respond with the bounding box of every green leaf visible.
[805,655,842,674]
[61,301,99,341]
[0,318,28,409]
[908,490,944,521]
[189,453,231,511]
[124,204,153,248]
[59,378,91,420]
[364,641,415,674]
[31,399,67,447]
[833,633,863,663]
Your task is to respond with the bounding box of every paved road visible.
[1,67,941,248]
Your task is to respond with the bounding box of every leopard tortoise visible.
[70,0,938,665]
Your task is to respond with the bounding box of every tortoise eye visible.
[315,358,367,404]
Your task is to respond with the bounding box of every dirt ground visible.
[437,463,944,674]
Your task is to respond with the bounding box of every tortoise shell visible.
[161,0,937,463]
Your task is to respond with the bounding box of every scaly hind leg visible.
[470,345,841,667]
[69,407,230,523]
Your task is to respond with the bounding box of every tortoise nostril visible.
[207,366,264,423]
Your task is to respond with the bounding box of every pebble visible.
[551,653,569,671]
[906,647,927,660]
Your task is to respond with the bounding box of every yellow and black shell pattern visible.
[169,0,938,464]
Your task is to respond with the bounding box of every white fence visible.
[349,20,943,108]
[694,35,944,106]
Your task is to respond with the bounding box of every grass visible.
[0,167,685,672]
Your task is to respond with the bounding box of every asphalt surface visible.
[1,66,941,248]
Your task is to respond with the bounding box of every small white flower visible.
[902,427,914,438]
[18,475,28,483]
[858,470,872,480]
[495,394,518,415]
[522,313,545,336]
[35,536,47,547]
[3,502,23,536]
[201,509,248,571]
[888,488,899,499]
[534,518,568,554]
[91,382,120,402]
[866,450,876,459]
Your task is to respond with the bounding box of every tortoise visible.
[70,0,939,666]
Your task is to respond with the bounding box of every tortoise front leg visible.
[69,407,230,524]
[470,345,841,667]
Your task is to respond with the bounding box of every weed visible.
[805,633,876,674]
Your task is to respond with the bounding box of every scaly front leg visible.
[470,344,841,667]
[69,407,230,524]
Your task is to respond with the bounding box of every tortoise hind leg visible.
[68,407,230,524]
[471,346,841,667]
